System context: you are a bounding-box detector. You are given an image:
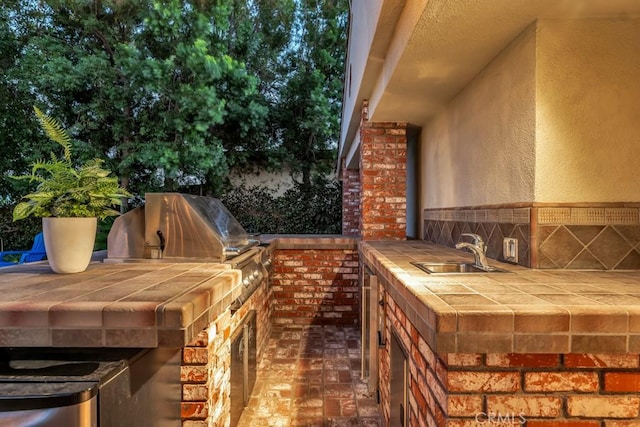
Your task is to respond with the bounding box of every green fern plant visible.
[12,107,131,220]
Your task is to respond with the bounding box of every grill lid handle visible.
[156,230,165,253]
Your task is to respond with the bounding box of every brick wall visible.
[341,100,408,240]
[342,164,361,236]
[271,248,359,325]
[378,278,640,427]
[180,240,360,425]
[359,119,407,240]
[180,277,272,427]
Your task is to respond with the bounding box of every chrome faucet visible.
[455,233,491,270]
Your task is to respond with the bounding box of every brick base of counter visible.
[426,352,640,427]
[271,248,359,325]
[381,295,640,427]
[180,279,272,427]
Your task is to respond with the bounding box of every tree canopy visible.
[1,0,347,196]
[0,0,348,248]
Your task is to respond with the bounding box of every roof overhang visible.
[338,0,640,174]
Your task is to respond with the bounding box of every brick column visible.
[341,162,361,236]
[181,316,229,427]
[180,279,272,427]
[359,107,407,240]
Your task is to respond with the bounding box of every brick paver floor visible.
[237,324,384,427]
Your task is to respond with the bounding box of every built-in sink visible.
[411,261,509,274]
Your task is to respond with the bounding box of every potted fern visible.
[12,107,130,273]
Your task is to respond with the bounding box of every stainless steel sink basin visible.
[411,261,509,274]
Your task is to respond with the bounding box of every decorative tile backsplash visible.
[535,207,640,270]
[424,208,531,267]
[424,205,640,270]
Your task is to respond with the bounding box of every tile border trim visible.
[425,204,640,226]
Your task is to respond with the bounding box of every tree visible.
[210,0,348,181]
[0,2,51,203]
[273,0,348,187]
[0,1,46,248]
[5,0,268,197]
[0,0,349,240]
[215,0,297,171]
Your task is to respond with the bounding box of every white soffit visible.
[368,0,640,126]
[339,0,407,173]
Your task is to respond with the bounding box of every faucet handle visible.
[460,233,486,251]
[461,233,483,243]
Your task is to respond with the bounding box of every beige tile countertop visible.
[361,240,640,355]
[0,262,239,348]
[262,234,358,250]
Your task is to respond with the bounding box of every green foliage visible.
[217,0,295,170]
[95,217,116,251]
[221,175,342,234]
[12,108,131,221]
[0,3,52,203]
[0,1,349,235]
[33,107,72,162]
[269,0,348,186]
[0,203,111,252]
[0,205,41,251]
[5,1,268,196]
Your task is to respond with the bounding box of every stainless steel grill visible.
[107,193,258,262]
[106,193,265,314]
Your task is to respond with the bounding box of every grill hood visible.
[107,193,257,262]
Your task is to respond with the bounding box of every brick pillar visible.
[341,162,361,236]
[359,106,407,240]
[181,319,228,427]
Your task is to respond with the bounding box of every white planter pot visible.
[42,217,97,274]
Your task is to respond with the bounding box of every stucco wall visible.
[230,170,295,197]
[420,17,640,212]
[535,18,640,202]
[420,24,537,210]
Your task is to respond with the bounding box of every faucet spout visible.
[455,233,491,270]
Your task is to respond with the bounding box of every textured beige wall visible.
[420,25,537,209]
[229,170,336,197]
[420,17,640,211]
[535,18,640,202]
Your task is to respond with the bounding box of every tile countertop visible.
[360,240,640,355]
[0,262,240,348]
[0,236,355,349]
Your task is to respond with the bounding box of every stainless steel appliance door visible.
[0,382,97,427]
[230,310,257,427]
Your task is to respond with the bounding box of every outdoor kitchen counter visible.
[361,240,640,355]
[0,261,240,348]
